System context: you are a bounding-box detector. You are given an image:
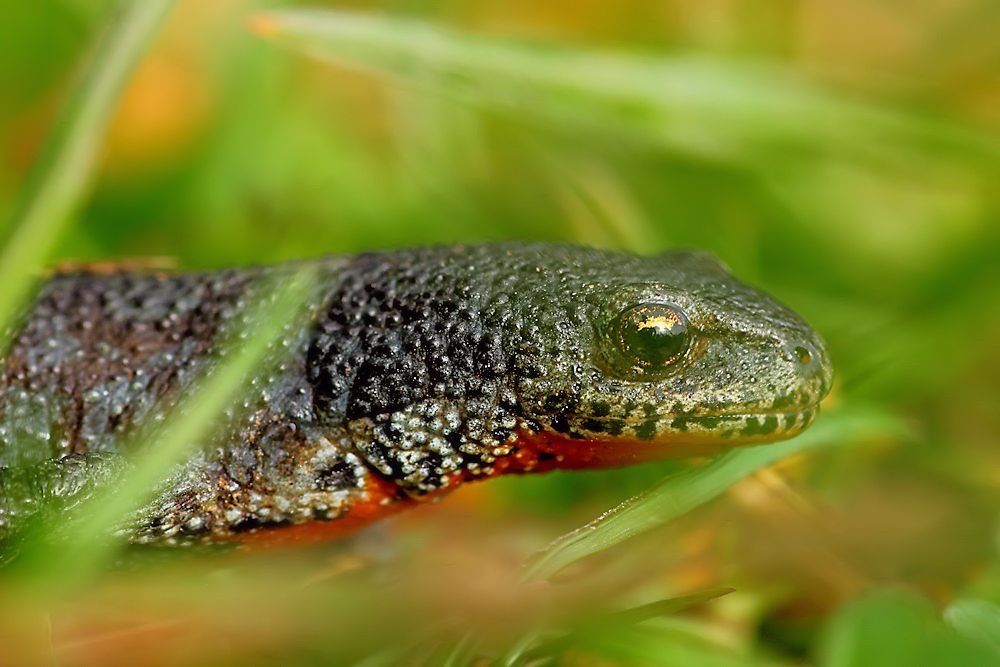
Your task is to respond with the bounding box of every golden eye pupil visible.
[636,315,678,332]
[618,304,689,369]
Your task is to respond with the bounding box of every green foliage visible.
[944,598,1000,652]
[254,9,999,173]
[0,1,996,664]
[820,590,999,667]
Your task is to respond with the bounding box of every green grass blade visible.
[252,9,1000,172]
[524,408,905,581]
[605,588,735,626]
[518,588,735,665]
[12,268,315,588]
[564,623,763,667]
[944,598,1000,652]
[0,0,175,338]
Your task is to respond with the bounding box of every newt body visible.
[0,244,831,546]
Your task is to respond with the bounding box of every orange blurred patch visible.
[459,0,618,40]
[5,89,60,175]
[101,51,212,175]
[797,0,919,81]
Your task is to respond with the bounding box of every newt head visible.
[505,247,834,467]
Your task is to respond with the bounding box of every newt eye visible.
[610,303,690,375]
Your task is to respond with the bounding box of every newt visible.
[0,244,831,547]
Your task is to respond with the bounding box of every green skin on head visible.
[0,244,832,546]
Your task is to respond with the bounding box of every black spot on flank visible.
[311,508,336,522]
[591,401,611,418]
[231,516,265,533]
[543,391,577,414]
[696,416,723,430]
[605,419,625,436]
[670,416,691,432]
[549,415,571,434]
[761,415,778,434]
[782,413,798,430]
[537,451,557,462]
[741,417,767,437]
[634,419,658,440]
[771,394,794,410]
[316,460,359,491]
[581,418,605,433]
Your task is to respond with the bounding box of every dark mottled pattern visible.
[0,244,832,544]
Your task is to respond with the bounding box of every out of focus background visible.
[0,1,998,665]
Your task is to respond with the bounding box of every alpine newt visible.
[0,244,832,547]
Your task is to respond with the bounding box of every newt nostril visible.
[788,342,823,378]
[788,340,833,400]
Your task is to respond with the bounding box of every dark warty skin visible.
[0,244,832,546]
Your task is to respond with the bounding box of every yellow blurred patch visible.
[102,51,211,175]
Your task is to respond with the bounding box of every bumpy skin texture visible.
[0,244,832,545]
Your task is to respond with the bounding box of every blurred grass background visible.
[0,0,998,665]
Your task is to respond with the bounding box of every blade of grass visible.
[514,588,735,666]
[12,267,315,589]
[440,631,479,667]
[566,622,762,667]
[524,408,906,581]
[605,588,735,626]
[250,9,1000,173]
[944,598,1000,652]
[0,0,175,340]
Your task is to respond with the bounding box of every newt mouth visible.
[554,405,819,443]
[506,406,819,474]
[655,406,818,441]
